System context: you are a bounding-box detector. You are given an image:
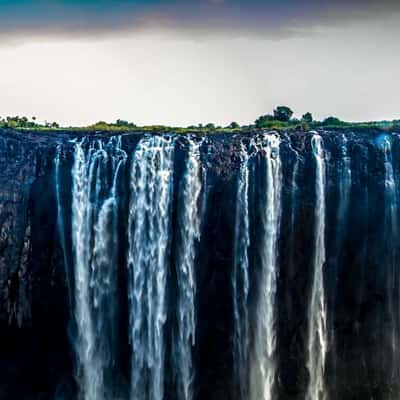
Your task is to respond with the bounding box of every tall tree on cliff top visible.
[273,106,294,122]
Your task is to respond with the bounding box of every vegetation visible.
[228,122,240,129]
[0,116,59,129]
[273,106,293,122]
[88,120,137,131]
[302,112,313,123]
[0,107,399,134]
[322,116,344,126]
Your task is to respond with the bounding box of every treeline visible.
[88,119,137,130]
[198,106,399,131]
[252,106,370,129]
[0,116,59,129]
[1,107,399,132]
[0,116,136,131]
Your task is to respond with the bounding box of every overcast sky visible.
[0,0,399,126]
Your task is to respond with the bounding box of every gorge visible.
[0,127,399,400]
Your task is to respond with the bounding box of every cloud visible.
[0,0,399,41]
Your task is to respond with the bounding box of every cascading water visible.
[173,138,203,400]
[287,139,300,275]
[232,143,251,400]
[329,135,352,392]
[380,135,399,382]
[55,145,73,306]
[335,136,352,245]
[306,134,328,400]
[127,136,175,400]
[49,130,400,400]
[331,135,352,270]
[251,134,282,400]
[70,138,126,400]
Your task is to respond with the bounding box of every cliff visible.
[0,128,399,400]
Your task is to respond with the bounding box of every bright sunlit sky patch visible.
[0,0,399,126]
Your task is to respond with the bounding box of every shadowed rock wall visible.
[0,128,399,400]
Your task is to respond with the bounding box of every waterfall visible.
[127,136,175,400]
[55,145,72,307]
[306,134,328,400]
[51,130,400,400]
[381,137,397,233]
[331,135,352,256]
[251,134,282,400]
[71,139,126,400]
[290,155,300,232]
[173,138,203,400]
[333,135,352,271]
[288,140,300,274]
[380,136,398,380]
[232,143,251,400]
[336,136,352,239]
[330,135,352,391]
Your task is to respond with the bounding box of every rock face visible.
[0,128,399,400]
[0,130,70,398]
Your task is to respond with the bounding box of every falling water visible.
[331,135,352,259]
[127,136,175,400]
[55,145,72,306]
[336,136,352,239]
[232,143,251,400]
[380,136,398,380]
[330,135,352,392]
[71,139,125,400]
[288,140,300,273]
[251,134,282,400]
[173,138,203,400]
[381,136,398,261]
[306,134,328,400]
[53,130,400,400]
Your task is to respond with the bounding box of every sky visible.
[0,0,399,127]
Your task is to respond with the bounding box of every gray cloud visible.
[0,0,399,41]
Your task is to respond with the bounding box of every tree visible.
[228,122,240,129]
[91,121,110,130]
[115,119,136,127]
[255,114,274,128]
[273,106,293,122]
[302,112,313,123]
[7,119,18,128]
[205,123,216,130]
[322,116,343,126]
[115,119,128,126]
